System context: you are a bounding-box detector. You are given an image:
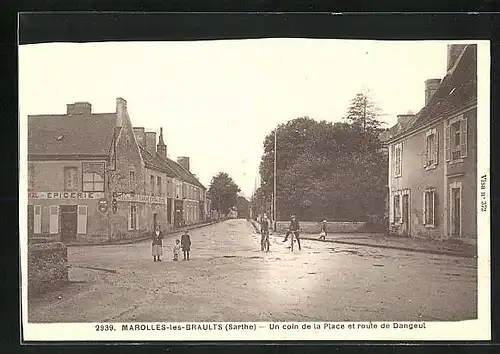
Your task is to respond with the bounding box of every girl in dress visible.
[152,225,164,262]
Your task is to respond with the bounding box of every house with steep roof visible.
[27,97,207,243]
[384,44,477,243]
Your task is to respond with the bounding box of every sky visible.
[19,39,451,198]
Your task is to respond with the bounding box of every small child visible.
[181,229,192,261]
[173,239,181,261]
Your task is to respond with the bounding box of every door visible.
[60,205,77,240]
[27,205,34,237]
[153,213,158,230]
[402,193,410,237]
[451,188,461,237]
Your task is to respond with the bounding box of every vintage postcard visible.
[19,31,490,341]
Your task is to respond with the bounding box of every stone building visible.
[385,44,477,243]
[27,98,207,243]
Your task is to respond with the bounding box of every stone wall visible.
[275,221,366,234]
[28,242,68,295]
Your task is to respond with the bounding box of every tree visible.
[208,172,241,215]
[344,91,384,133]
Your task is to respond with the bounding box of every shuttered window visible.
[445,115,467,162]
[77,205,88,234]
[129,205,138,230]
[424,128,438,169]
[49,206,59,234]
[394,143,402,177]
[423,189,436,227]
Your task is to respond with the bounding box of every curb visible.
[66,220,222,247]
[301,237,476,259]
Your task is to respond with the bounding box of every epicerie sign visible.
[115,194,167,205]
[28,191,105,200]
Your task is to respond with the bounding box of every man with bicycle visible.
[283,214,301,251]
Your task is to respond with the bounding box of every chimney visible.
[67,102,92,115]
[145,131,157,156]
[157,127,167,160]
[397,114,415,127]
[116,97,127,127]
[133,127,146,148]
[425,78,441,105]
[447,44,467,72]
[177,156,190,171]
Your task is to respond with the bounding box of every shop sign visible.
[28,191,105,200]
[115,193,167,205]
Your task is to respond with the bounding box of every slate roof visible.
[388,44,477,141]
[138,145,176,178]
[138,145,206,189]
[28,113,117,157]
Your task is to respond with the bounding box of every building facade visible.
[385,44,477,244]
[28,98,207,243]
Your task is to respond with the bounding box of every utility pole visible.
[273,129,277,231]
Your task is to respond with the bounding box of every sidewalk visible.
[251,220,476,258]
[65,220,222,247]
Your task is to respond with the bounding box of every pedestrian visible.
[152,225,164,262]
[288,215,301,251]
[261,214,270,252]
[173,239,181,261]
[282,214,294,243]
[181,229,192,261]
[319,219,327,240]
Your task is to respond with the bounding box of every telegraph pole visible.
[273,129,277,231]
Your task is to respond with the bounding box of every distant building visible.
[27,98,207,243]
[236,196,250,219]
[385,44,477,243]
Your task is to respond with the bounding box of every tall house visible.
[385,44,477,244]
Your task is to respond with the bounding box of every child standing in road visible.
[181,229,192,261]
[173,239,181,261]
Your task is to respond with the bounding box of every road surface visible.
[28,219,477,323]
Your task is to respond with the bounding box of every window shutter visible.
[49,205,59,234]
[128,206,132,230]
[444,121,451,161]
[434,130,439,165]
[460,116,468,158]
[422,191,426,225]
[432,191,436,227]
[34,205,42,234]
[423,135,427,168]
[77,205,88,234]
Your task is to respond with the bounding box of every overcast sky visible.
[19,39,452,198]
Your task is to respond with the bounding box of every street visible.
[28,219,477,323]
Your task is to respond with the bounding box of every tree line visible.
[253,92,389,222]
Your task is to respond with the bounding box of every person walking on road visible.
[319,219,327,240]
[152,225,164,262]
[181,229,192,261]
[260,214,270,252]
[173,239,181,261]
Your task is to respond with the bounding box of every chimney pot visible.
[116,97,127,127]
[424,78,441,106]
[177,156,190,171]
[133,127,146,148]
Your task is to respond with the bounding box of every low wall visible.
[275,221,367,234]
[28,242,68,295]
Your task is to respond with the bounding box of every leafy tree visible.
[344,91,384,133]
[208,172,241,214]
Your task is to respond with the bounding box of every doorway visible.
[153,213,158,230]
[60,205,77,240]
[451,187,461,237]
[27,205,34,237]
[402,192,410,237]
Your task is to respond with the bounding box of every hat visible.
[290,214,296,219]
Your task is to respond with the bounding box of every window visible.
[150,175,155,196]
[82,162,105,192]
[64,167,78,191]
[445,115,467,162]
[49,205,59,234]
[130,171,135,192]
[34,205,42,234]
[129,205,138,230]
[393,194,401,223]
[157,176,162,196]
[450,182,462,237]
[424,128,438,169]
[393,143,402,177]
[423,189,436,227]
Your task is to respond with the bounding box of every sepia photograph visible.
[18,17,490,341]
